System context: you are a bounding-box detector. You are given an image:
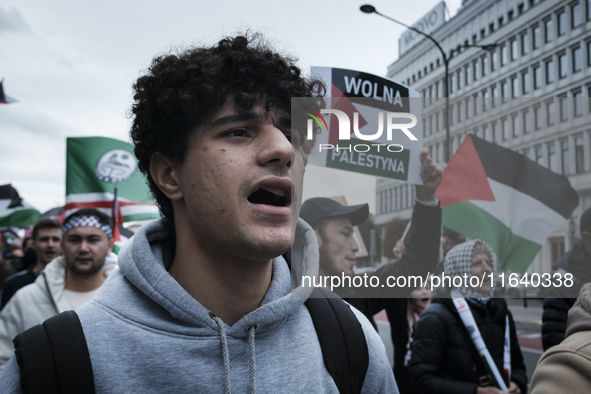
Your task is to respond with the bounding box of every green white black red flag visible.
[65,136,160,224]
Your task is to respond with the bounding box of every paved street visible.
[376,297,544,386]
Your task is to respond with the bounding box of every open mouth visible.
[248,187,289,207]
[420,298,430,303]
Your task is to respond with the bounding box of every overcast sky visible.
[0,0,462,214]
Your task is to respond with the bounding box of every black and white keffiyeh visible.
[443,239,497,299]
[62,215,113,239]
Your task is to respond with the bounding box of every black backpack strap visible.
[305,287,369,394]
[13,310,95,394]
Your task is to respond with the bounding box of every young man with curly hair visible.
[0,35,396,393]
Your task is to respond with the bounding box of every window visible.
[562,139,570,175]
[490,23,495,34]
[535,106,543,129]
[482,125,488,141]
[511,76,519,97]
[523,149,531,159]
[512,115,520,137]
[511,39,518,61]
[491,51,498,71]
[548,143,557,172]
[482,56,488,77]
[534,65,542,89]
[457,102,462,123]
[522,70,530,94]
[465,66,471,86]
[523,109,530,134]
[588,0,591,20]
[533,25,541,49]
[573,2,582,28]
[574,89,583,117]
[450,104,454,125]
[473,61,479,81]
[573,46,582,72]
[457,69,462,90]
[544,18,553,42]
[501,81,509,99]
[465,98,470,119]
[546,59,555,84]
[481,28,486,40]
[588,41,591,66]
[518,3,524,15]
[560,95,569,121]
[558,52,567,78]
[450,74,455,94]
[521,32,529,55]
[558,11,566,36]
[491,123,497,143]
[550,237,566,264]
[491,85,498,107]
[575,135,584,173]
[473,95,478,116]
[482,89,489,111]
[500,45,508,66]
[547,101,555,126]
[535,146,543,165]
[502,118,510,140]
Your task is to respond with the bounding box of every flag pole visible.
[112,181,119,230]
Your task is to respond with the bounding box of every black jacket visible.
[409,298,528,394]
[542,240,591,350]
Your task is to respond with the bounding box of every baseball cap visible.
[300,197,369,228]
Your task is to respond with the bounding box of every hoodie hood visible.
[115,217,318,338]
[40,254,118,313]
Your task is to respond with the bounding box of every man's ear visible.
[314,229,323,248]
[150,153,183,201]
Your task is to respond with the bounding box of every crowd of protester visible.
[0,33,590,393]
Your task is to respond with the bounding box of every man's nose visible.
[257,126,292,169]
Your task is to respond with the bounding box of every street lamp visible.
[360,4,496,162]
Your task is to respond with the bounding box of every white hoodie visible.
[0,254,117,370]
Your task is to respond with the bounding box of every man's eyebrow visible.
[208,112,261,128]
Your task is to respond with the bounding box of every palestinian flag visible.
[436,135,579,273]
[0,80,17,104]
[0,184,41,228]
[65,137,160,223]
[113,223,134,255]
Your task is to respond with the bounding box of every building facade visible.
[376,0,591,274]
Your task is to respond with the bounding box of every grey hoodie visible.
[0,218,397,393]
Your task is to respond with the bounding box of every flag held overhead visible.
[0,184,41,228]
[65,137,160,223]
[437,135,579,273]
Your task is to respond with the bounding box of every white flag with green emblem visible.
[65,137,160,223]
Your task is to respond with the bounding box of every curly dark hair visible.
[130,34,325,224]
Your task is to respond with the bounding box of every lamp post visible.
[360,4,496,163]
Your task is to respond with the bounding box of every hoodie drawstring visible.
[210,313,259,394]
[247,323,259,394]
[211,314,232,394]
